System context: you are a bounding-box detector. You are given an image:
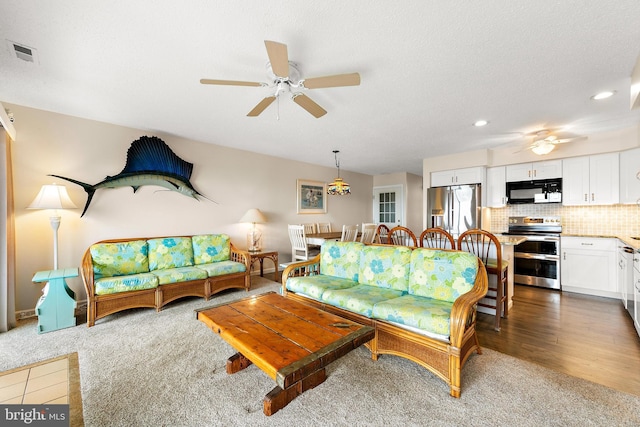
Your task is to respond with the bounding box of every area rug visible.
[0,352,83,426]
[1,278,639,426]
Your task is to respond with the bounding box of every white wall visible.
[10,104,374,311]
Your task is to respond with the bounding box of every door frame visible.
[373,185,404,228]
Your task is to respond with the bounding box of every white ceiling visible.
[2,1,640,176]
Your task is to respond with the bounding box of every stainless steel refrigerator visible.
[427,184,481,238]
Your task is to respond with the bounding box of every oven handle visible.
[514,253,560,261]
[514,235,560,242]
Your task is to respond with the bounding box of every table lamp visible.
[239,208,267,252]
[28,183,77,269]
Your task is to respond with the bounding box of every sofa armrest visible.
[230,244,251,272]
[449,258,488,348]
[80,247,96,300]
[281,254,321,294]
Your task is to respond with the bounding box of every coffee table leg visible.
[263,368,327,416]
[226,352,252,374]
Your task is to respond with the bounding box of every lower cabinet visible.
[561,236,618,298]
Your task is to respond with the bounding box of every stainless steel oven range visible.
[503,216,562,290]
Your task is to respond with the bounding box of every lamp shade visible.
[28,184,77,210]
[239,208,267,224]
[531,142,555,156]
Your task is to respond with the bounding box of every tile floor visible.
[0,357,69,404]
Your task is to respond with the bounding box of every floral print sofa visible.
[81,234,250,326]
[281,240,488,398]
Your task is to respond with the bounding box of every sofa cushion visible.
[372,294,454,338]
[196,261,247,277]
[321,284,404,317]
[358,245,412,291]
[90,240,149,279]
[286,275,357,301]
[192,234,231,264]
[94,273,158,295]
[320,241,364,281]
[408,249,478,302]
[153,266,208,285]
[148,237,194,271]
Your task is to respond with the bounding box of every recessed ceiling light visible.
[473,120,489,127]
[591,91,615,100]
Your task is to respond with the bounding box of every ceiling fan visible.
[200,40,361,118]
[520,129,587,155]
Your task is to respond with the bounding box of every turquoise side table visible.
[32,268,78,333]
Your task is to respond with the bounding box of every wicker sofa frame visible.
[281,247,488,398]
[81,236,251,327]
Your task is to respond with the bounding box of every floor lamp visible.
[28,184,77,270]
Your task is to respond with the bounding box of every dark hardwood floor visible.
[477,285,640,396]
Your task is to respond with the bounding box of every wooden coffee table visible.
[196,292,374,416]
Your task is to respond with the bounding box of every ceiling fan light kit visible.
[531,141,556,155]
[200,40,360,118]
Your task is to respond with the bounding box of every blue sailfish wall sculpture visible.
[51,136,212,216]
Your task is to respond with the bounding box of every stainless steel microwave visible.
[506,178,562,205]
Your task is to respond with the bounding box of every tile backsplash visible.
[488,204,640,236]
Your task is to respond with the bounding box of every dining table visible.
[306,231,344,246]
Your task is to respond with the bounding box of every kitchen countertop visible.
[495,235,527,246]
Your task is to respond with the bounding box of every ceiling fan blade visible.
[247,96,276,117]
[264,40,289,77]
[200,79,263,87]
[293,94,327,118]
[303,73,361,89]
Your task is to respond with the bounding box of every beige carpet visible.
[1,277,639,426]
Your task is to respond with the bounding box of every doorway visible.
[373,185,404,229]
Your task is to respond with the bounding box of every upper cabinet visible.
[562,153,619,206]
[505,160,562,182]
[431,166,484,187]
[486,166,506,207]
[619,147,640,205]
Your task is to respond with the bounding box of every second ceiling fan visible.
[200,40,361,118]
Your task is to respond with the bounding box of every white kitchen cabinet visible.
[619,147,640,204]
[486,166,506,207]
[431,166,484,187]
[562,153,619,206]
[505,160,562,182]
[561,236,618,298]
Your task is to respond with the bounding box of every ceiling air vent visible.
[6,40,38,63]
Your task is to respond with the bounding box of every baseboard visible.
[16,301,88,320]
[250,266,276,276]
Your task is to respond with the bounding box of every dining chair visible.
[288,224,319,262]
[419,227,455,249]
[316,223,332,233]
[360,223,377,244]
[374,224,390,244]
[457,229,508,331]
[388,226,418,247]
[340,224,359,242]
[301,223,317,235]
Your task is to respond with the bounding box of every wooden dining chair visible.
[388,226,418,247]
[316,223,332,233]
[457,229,508,331]
[340,224,359,242]
[287,224,319,262]
[419,227,455,249]
[360,223,377,244]
[301,223,317,235]
[374,224,390,244]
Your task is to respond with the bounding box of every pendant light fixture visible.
[327,150,351,195]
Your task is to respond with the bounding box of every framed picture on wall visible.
[296,179,327,214]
